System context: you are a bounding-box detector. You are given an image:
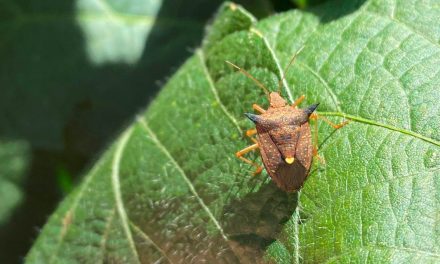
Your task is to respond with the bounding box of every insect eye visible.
[305,103,319,116]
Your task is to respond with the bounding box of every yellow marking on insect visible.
[285,157,295,164]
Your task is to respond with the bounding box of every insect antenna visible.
[277,46,304,95]
[225,61,270,99]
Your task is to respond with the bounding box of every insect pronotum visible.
[227,49,349,192]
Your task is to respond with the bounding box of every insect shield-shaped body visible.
[246,92,318,192]
[228,52,348,192]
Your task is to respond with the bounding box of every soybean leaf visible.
[26,0,440,263]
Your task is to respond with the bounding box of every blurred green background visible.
[0,0,322,262]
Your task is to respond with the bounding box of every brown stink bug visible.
[227,49,349,192]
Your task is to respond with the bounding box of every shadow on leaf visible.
[309,0,367,23]
[223,181,298,263]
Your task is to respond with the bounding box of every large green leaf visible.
[26,0,440,263]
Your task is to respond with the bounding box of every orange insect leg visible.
[311,116,325,164]
[309,113,350,164]
[291,95,305,108]
[245,128,259,144]
[246,128,257,137]
[235,143,263,175]
[252,104,266,114]
[310,113,350,129]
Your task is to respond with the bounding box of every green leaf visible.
[76,0,162,65]
[26,0,440,263]
[0,140,31,225]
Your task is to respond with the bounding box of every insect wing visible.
[294,123,313,173]
[257,123,313,192]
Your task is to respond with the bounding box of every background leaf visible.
[26,0,440,263]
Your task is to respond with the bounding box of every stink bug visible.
[227,49,349,192]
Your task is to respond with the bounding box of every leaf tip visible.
[228,2,237,11]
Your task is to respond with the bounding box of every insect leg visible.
[310,113,350,129]
[309,114,326,164]
[291,95,305,108]
[235,143,263,175]
[245,129,259,145]
[252,104,266,114]
[246,128,257,137]
[312,116,323,161]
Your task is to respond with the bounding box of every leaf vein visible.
[111,127,140,263]
[197,50,241,134]
[319,111,440,146]
[294,191,301,264]
[365,10,440,49]
[48,154,107,263]
[99,208,116,263]
[137,117,228,240]
[297,61,342,112]
[316,12,362,72]
[130,221,174,264]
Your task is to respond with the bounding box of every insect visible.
[226,49,349,192]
